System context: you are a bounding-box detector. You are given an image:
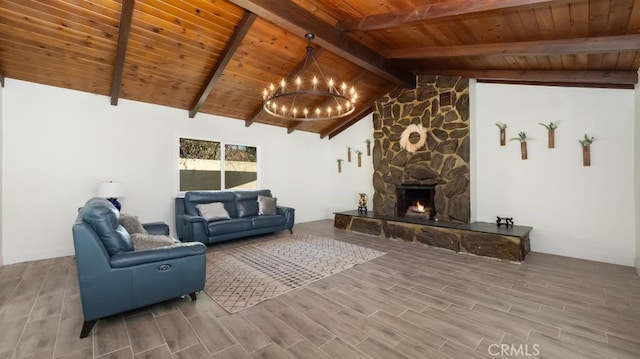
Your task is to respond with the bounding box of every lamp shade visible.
[96,182,124,198]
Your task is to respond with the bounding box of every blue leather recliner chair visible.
[72,198,206,338]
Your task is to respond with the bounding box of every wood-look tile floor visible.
[1,219,640,358]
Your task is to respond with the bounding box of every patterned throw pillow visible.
[257,195,277,215]
[196,202,231,221]
[130,233,175,251]
[119,214,148,234]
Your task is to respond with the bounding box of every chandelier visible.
[262,33,358,121]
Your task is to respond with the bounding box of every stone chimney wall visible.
[372,75,470,222]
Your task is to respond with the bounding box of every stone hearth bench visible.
[334,211,531,262]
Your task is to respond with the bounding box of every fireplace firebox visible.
[396,184,436,220]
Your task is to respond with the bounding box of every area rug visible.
[203,233,385,313]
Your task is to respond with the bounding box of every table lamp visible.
[97,181,124,211]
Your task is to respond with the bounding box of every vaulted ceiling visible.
[1,0,639,138]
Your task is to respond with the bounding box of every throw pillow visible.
[197,202,231,221]
[257,195,277,215]
[130,233,175,251]
[119,214,148,235]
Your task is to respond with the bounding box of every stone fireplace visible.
[396,184,436,219]
[372,75,470,223]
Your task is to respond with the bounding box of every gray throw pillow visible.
[119,214,148,235]
[197,202,231,221]
[130,233,175,251]
[257,195,277,215]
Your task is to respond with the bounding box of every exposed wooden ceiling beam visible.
[189,12,257,118]
[228,0,415,87]
[321,106,373,139]
[287,121,304,133]
[246,47,325,127]
[387,34,640,59]
[478,79,635,90]
[417,69,638,86]
[336,0,564,32]
[244,107,263,128]
[110,0,135,106]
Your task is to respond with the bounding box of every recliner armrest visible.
[110,242,206,268]
[142,221,170,235]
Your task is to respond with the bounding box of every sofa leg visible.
[80,319,97,338]
[189,292,197,301]
[288,228,293,234]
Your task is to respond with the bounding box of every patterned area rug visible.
[204,233,385,313]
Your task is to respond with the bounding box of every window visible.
[179,138,258,191]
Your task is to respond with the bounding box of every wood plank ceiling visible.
[1,0,639,138]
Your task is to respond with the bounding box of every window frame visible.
[177,137,260,194]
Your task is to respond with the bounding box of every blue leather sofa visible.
[175,190,295,244]
[72,198,206,338]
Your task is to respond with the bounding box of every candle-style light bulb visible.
[280,79,286,94]
[293,108,298,117]
[312,76,318,90]
[269,83,275,93]
[296,76,301,90]
[315,108,321,116]
[328,78,334,92]
[327,106,332,115]
[341,82,347,95]
[303,108,308,118]
[263,88,268,99]
[281,104,286,113]
[337,104,342,113]
[350,86,355,95]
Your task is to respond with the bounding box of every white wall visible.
[326,118,375,216]
[474,83,636,266]
[0,81,3,266]
[635,78,640,275]
[1,79,372,264]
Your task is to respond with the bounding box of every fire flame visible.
[415,201,425,212]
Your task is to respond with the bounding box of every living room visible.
[2,1,640,358]
[1,76,638,271]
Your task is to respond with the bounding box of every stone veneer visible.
[372,75,470,222]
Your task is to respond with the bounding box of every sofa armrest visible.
[176,214,208,243]
[110,242,206,268]
[142,221,170,235]
[277,206,295,231]
[277,206,295,215]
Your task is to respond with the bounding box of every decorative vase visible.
[347,148,351,162]
[583,146,591,166]
[366,142,371,156]
[520,142,527,160]
[338,162,342,173]
[357,154,362,167]
[548,128,555,149]
[500,128,506,146]
[357,193,368,213]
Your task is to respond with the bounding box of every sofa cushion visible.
[196,202,231,221]
[257,195,277,215]
[130,233,176,250]
[119,214,148,234]
[251,215,286,228]
[207,218,252,236]
[235,190,272,218]
[82,199,134,255]
[184,191,237,217]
